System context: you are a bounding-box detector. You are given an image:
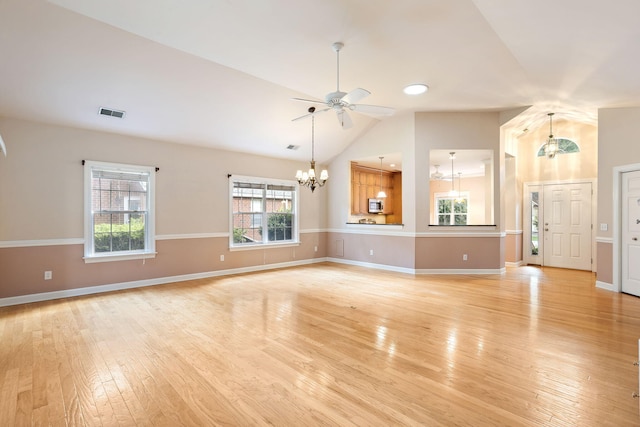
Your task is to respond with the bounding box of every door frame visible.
[523,179,596,270]
[613,163,640,292]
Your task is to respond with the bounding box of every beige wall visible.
[326,111,505,272]
[0,117,328,300]
[415,236,503,270]
[0,117,327,240]
[596,107,640,287]
[415,112,501,232]
[517,119,598,184]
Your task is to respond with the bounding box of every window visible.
[230,176,298,248]
[84,161,156,262]
[536,138,580,157]
[530,191,539,255]
[435,194,468,225]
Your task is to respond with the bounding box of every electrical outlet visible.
[44,270,52,280]
[370,249,374,256]
[463,254,468,261]
[220,255,224,261]
[600,223,608,231]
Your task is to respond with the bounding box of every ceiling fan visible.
[430,165,448,180]
[292,42,395,129]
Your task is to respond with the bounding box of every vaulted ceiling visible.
[1,0,639,163]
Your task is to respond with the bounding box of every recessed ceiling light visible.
[403,84,428,95]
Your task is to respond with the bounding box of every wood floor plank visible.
[2,264,640,425]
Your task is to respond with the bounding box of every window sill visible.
[83,251,157,264]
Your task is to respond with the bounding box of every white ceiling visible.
[1,0,639,165]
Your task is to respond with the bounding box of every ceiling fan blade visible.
[350,104,395,117]
[292,108,330,122]
[291,97,326,105]
[336,110,353,129]
[341,88,370,105]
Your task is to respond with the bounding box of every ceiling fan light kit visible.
[291,42,395,129]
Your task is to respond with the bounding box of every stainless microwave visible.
[368,198,383,213]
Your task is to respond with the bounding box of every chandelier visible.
[295,107,328,192]
[543,112,559,159]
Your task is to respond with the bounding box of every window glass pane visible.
[93,212,146,253]
[89,164,150,255]
[435,195,468,225]
[454,214,467,225]
[531,192,539,255]
[231,179,297,247]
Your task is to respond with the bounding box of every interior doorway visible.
[621,170,640,296]
[523,181,594,270]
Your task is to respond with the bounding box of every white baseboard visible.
[0,258,329,307]
[505,261,524,267]
[595,280,616,292]
[326,257,415,274]
[414,268,506,275]
[326,257,506,275]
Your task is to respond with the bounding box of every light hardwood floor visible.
[1,263,640,426]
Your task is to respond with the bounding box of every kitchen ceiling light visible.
[403,84,428,95]
[377,156,387,198]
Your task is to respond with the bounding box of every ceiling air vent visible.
[99,107,126,119]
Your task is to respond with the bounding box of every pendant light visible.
[448,152,457,196]
[295,107,328,192]
[544,113,559,159]
[377,156,387,198]
[455,172,464,202]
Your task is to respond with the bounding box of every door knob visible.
[633,237,638,241]
[545,228,549,231]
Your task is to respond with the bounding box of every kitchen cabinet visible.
[351,164,395,215]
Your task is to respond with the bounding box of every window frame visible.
[434,192,469,225]
[229,175,299,250]
[83,160,156,263]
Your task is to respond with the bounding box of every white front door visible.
[621,170,640,296]
[542,182,592,270]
